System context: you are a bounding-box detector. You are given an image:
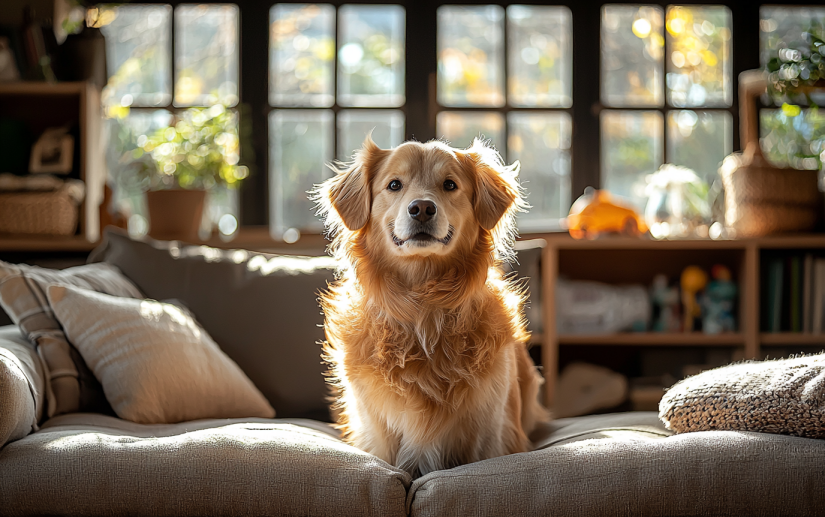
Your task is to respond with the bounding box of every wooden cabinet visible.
[538,233,825,409]
[0,81,104,248]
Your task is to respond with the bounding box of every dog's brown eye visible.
[444,179,457,191]
[388,180,402,191]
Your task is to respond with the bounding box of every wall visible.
[0,0,54,26]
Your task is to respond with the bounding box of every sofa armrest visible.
[0,325,45,447]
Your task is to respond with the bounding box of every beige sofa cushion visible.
[659,354,825,438]
[47,285,275,424]
[0,414,410,517]
[406,412,825,517]
[0,261,143,418]
[0,326,45,447]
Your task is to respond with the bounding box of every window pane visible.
[508,112,571,229]
[601,110,663,209]
[437,5,505,107]
[760,7,825,69]
[105,110,174,237]
[666,111,732,185]
[269,4,335,107]
[175,4,239,107]
[507,5,572,108]
[100,5,172,107]
[269,110,333,238]
[436,111,505,153]
[601,5,664,107]
[666,5,732,108]
[337,110,405,160]
[338,5,405,107]
[761,108,825,170]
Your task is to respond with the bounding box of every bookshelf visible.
[537,233,825,408]
[0,81,104,245]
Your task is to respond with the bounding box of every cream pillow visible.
[659,354,825,438]
[46,285,275,424]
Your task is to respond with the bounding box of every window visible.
[436,5,573,231]
[268,4,405,241]
[101,4,241,238]
[599,5,733,210]
[760,6,825,171]
[99,3,814,241]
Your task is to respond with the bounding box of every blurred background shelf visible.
[760,333,825,346]
[557,333,744,346]
[538,233,825,408]
[0,236,99,252]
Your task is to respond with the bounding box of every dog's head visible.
[316,136,522,266]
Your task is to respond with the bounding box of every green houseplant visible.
[119,104,248,240]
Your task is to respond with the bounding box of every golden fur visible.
[314,136,550,478]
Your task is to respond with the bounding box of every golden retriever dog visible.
[314,136,549,478]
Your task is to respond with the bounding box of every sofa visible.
[0,229,823,516]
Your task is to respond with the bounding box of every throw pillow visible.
[88,228,338,420]
[0,261,144,417]
[46,284,276,424]
[659,354,825,438]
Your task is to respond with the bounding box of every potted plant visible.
[123,104,247,240]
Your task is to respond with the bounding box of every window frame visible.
[114,0,821,235]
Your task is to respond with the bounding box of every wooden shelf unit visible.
[0,81,104,245]
[537,233,825,407]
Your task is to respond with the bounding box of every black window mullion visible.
[570,1,602,197]
[407,0,437,140]
[236,0,270,226]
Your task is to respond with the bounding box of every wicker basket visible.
[0,188,80,236]
[720,153,819,238]
[721,70,821,238]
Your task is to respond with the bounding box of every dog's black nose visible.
[408,199,437,223]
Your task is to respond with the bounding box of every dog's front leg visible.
[347,401,399,466]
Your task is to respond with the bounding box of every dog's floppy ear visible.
[460,140,521,231]
[326,135,390,231]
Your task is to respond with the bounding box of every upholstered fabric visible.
[47,285,275,424]
[88,228,338,420]
[407,412,825,517]
[0,261,143,417]
[659,354,825,438]
[0,413,410,517]
[0,326,45,447]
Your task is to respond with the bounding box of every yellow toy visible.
[681,265,709,332]
[566,188,648,240]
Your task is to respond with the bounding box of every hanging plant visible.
[766,31,825,106]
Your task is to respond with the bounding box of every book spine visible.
[791,255,801,333]
[804,253,813,333]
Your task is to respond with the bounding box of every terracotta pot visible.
[146,189,206,241]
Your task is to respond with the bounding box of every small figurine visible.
[700,265,737,334]
[681,266,709,332]
[566,187,648,240]
[650,274,681,332]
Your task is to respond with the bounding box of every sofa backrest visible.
[89,229,337,421]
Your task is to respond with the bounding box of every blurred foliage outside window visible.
[760,7,825,171]
[268,4,406,241]
[436,5,573,230]
[599,5,732,211]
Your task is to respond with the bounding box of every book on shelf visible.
[815,258,825,333]
[766,252,825,334]
[803,254,813,333]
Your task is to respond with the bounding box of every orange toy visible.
[681,265,709,332]
[566,188,648,239]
